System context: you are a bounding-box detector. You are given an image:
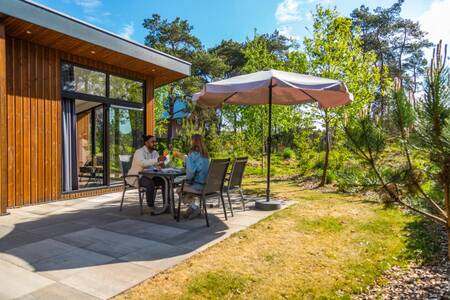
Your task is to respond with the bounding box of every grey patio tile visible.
[71,213,126,226]
[33,247,115,281]
[26,222,92,238]
[0,259,54,299]
[120,240,194,271]
[164,225,232,251]
[0,224,17,237]
[0,230,45,252]
[13,214,84,231]
[0,239,78,270]
[226,214,262,227]
[16,282,99,300]
[55,228,156,258]
[61,260,157,299]
[100,219,188,241]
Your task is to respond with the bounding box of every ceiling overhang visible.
[0,0,191,87]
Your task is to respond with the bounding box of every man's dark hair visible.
[142,135,154,142]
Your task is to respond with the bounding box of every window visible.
[61,62,146,191]
[62,63,106,97]
[109,107,144,184]
[110,75,144,103]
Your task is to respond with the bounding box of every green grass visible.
[117,179,441,300]
[296,216,345,233]
[186,271,255,299]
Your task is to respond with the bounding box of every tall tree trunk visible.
[319,110,330,187]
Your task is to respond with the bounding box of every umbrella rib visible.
[223,92,238,104]
[299,88,319,103]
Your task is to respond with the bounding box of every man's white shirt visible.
[126,146,161,187]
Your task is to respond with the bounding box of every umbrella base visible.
[255,200,282,211]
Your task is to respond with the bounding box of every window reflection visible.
[110,75,144,103]
[62,63,106,97]
[109,107,144,184]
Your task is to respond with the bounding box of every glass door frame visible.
[61,61,146,192]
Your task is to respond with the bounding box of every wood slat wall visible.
[5,37,60,207]
[0,24,7,214]
[4,36,156,208]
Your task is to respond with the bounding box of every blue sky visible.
[33,0,449,53]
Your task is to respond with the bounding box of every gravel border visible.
[355,226,449,300]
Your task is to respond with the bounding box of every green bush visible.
[283,147,295,160]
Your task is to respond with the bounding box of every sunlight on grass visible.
[186,271,254,299]
[117,180,437,300]
[296,216,345,233]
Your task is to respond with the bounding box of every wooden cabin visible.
[0,0,191,214]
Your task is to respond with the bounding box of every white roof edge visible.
[0,0,191,76]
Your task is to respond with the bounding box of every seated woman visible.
[178,134,209,219]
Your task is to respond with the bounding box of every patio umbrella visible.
[193,69,352,210]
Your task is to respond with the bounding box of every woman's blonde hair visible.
[190,134,208,157]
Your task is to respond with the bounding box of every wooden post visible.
[145,77,155,135]
[0,23,8,215]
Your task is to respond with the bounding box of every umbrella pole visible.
[266,84,272,202]
[255,83,280,211]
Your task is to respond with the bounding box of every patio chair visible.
[224,157,248,214]
[177,158,230,227]
[118,154,145,215]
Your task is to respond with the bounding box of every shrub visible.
[283,147,295,160]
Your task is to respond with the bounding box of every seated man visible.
[127,135,167,209]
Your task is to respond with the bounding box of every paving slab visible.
[0,239,79,270]
[0,260,54,299]
[61,260,156,299]
[16,282,99,300]
[119,240,194,271]
[0,230,46,252]
[55,227,157,258]
[100,219,188,241]
[26,221,91,238]
[33,247,115,281]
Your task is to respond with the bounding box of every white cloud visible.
[305,11,313,20]
[417,0,450,46]
[278,25,300,41]
[415,0,450,61]
[119,22,135,40]
[73,0,101,12]
[275,0,302,23]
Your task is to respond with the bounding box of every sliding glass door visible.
[109,107,144,184]
[75,103,105,189]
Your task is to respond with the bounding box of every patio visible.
[0,190,290,299]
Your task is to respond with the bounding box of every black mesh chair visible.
[177,158,230,227]
[225,157,248,213]
[119,154,145,215]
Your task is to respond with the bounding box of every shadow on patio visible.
[0,190,275,299]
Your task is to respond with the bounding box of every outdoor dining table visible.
[139,168,186,217]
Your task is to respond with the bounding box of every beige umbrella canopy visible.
[193,69,353,107]
[193,69,352,210]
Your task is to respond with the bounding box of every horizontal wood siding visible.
[4,36,155,209]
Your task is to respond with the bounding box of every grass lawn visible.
[117,177,438,300]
